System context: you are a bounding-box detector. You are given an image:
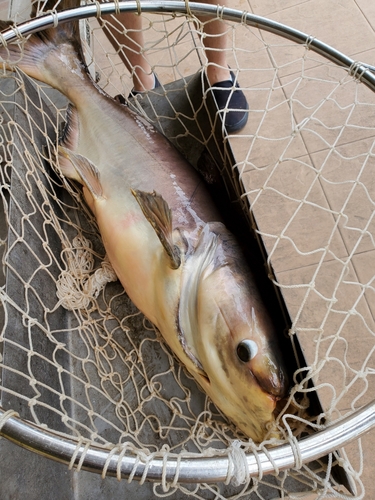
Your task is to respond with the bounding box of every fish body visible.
[0,15,288,441]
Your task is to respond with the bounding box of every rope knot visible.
[226,440,250,486]
[56,235,118,311]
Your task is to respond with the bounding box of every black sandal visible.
[209,70,249,133]
[128,73,161,98]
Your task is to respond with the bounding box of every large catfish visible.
[0,8,288,442]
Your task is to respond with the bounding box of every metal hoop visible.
[1,2,375,90]
[1,401,375,482]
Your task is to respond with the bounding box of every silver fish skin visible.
[0,18,288,442]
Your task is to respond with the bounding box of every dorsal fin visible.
[60,104,80,151]
[131,189,181,270]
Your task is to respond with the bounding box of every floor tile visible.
[339,424,375,500]
[242,153,348,273]
[280,66,375,153]
[277,258,375,418]
[355,0,375,32]
[230,80,309,170]
[350,46,375,70]
[248,0,311,16]
[312,140,375,256]
[351,250,375,320]
[7,0,29,21]
[250,0,375,59]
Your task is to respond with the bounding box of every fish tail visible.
[28,0,83,51]
[0,0,87,93]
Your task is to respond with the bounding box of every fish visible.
[0,6,288,442]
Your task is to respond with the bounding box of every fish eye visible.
[236,340,258,363]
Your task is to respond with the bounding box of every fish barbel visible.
[0,11,288,441]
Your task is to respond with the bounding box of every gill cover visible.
[177,222,225,379]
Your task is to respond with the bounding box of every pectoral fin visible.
[131,189,181,269]
[58,145,104,200]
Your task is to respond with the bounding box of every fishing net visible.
[1,1,375,499]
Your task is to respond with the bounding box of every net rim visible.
[1,1,375,484]
[1,2,375,90]
[1,401,375,482]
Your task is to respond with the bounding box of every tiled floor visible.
[2,0,375,498]
[0,0,8,19]
[241,2,375,498]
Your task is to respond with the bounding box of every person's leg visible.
[103,3,231,90]
[198,1,249,132]
[197,4,231,86]
[102,12,155,92]
[102,5,248,131]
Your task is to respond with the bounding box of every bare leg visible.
[197,0,231,85]
[102,4,248,132]
[103,2,231,89]
[102,12,154,92]
[196,1,248,133]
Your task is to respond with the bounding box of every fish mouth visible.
[252,360,288,400]
[251,354,288,401]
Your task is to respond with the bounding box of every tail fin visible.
[0,0,88,94]
[28,0,83,53]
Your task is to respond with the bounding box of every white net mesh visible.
[1,2,375,498]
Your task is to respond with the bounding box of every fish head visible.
[209,280,288,401]
[183,224,288,441]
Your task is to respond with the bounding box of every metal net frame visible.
[0,2,375,498]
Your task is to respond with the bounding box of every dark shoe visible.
[128,73,161,99]
[210,71,249,133]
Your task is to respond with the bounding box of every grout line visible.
[246,0,312,18]
[354,0,375,34]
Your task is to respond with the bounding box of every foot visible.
[209,70,249,133]
[129,73,161,98]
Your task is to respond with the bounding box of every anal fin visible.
[131,189,181,269]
